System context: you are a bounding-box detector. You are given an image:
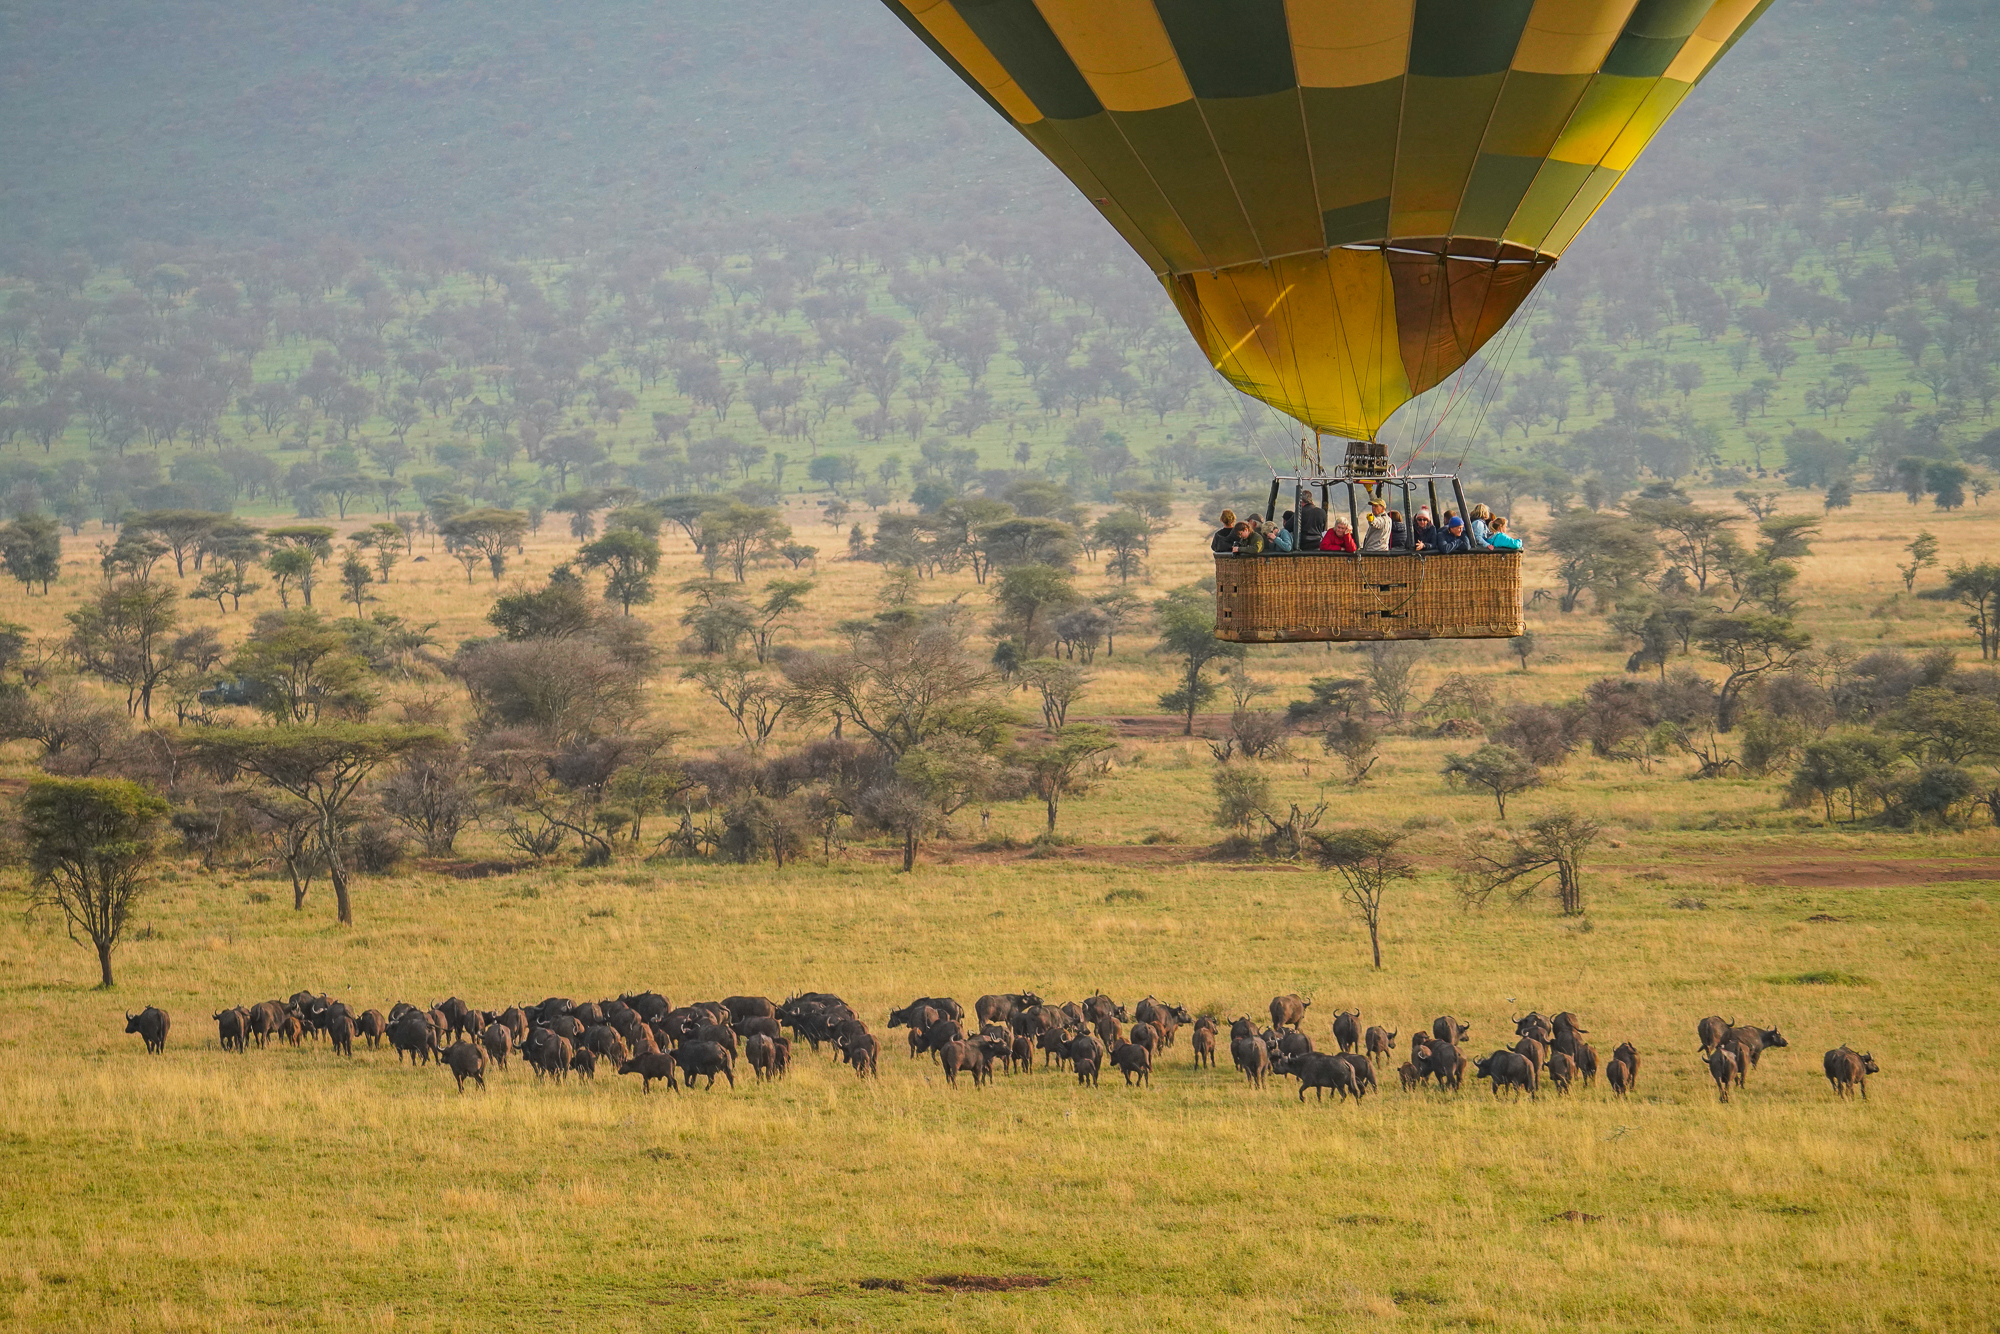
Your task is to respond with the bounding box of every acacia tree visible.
[18,777,168,987]
[1945,561,2000,660]
[186,725,446,924]
[1311,827,1414,968]
[1441,744,1542,818]
[580,527,662,614]
[1459,808,1602,916]
[1155,586,1244,735]
[65,579,180,719]
[1021,723,1117,834]
[264,526,336,606]
[1695,612,1811,729]
[440,508,530,582]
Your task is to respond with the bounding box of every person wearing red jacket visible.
[1319,516,1358,552]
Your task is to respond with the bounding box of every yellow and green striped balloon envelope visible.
[883,0,1772,440]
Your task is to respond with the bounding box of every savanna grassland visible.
[2,485,1998,1334]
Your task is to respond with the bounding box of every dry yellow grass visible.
[1,481,1998,1331]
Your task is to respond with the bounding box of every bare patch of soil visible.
[1720,858,2000,888]
[922,1274,1062,1292]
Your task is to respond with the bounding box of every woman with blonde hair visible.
[1468,503,1494,550]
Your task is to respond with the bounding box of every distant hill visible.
[0,0,1994,260]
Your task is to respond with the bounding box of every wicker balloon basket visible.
[1213,552,1523,643]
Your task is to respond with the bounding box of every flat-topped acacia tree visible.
[185,724,446,924]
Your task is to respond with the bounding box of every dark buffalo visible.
[1696,1015,1732,1055]
[1411,1040,1465,1091]
[974,993,1043,1026]
[481,1022,512,1070]
[1723,1024,1788,1069]
[1604,1057,1630,1098]
[722,996,777,1023]
[390,1011,438,1065]
[1269,994,1310,1030]
[1008,1033,1034,1074]
[1283,1053,1360,1103]
[619,992,671,1023]
[124,1007,170,1054]
[1474,1050,1538,1099]
[247,1000,285,1047]
[327,1013,356,1057]
[1333,1051,1378,1096]
[1191,1024,1217,1069]
[1612,1042,1640,1091]
[1109,1042,1152,1086]
[528,998,574,1025]
[1550,1011,1586,1048]
[1575,1043,1599,1088]
[673,1040,735,1089]
[734,1015,781,1041]
[1513,1011,1552,1043]
[1039,1026,1077,1070]
[569,1001,605,1028]
[900,1008,939,1058]
[1230,1016,1257,1042]
[1720,1038,1752,1088]
[1512,1036,1548,1070]
[214,1007,249,1053]
[356,1009,387,1049]
[891,997,960,1028]
[619,1052,680,1092]
[1275,1030,1315,1062]
[545,1014,586,1043]
[1548,1049,1578,1094]
[1067,1033,1105,1087]
[443,1040,486,1092]
[745,1034,779,1081]
[1231,1036,1272,1088]
[524,1032,572,1082]
[1092,1014,1122,1047]
[1823,1046,1879,1100]
[1708,1047,1738,1101]
[581,1025,631,1063]
[1431,1015,1469,1045]
[917,1018,965,1061]
[1398,1062,1421,1092]
[842,1032,880,1078]
[1330,1010,1361,1053]
[569,1048,597,1080]
[435,997,474,1041]
[1128,1022,1159,1057]
[1364,1026,1398,1067]
[1080,994,1126,1025]
[693,1023,739,1057]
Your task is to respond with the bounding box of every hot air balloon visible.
[883,0,1771,642]
[884,0,1770,439]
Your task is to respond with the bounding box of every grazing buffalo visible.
[1080,994,1127,1025]
[1823,1047,1879,1100]
[356,1009,387,1049]
[618,1052,680,1092]
[1547,1049,1577,1094]
[842,1032,880,1078]
[1696,1015,1732,1055]
[1190,1024,1217,1069]
[1604,1057,1630,1098]
[974,993,1043,1026]
[481,1022,512,1070]
[524,1032,572,1082]
[1707,1047,1738,1101]
[1067,1033,1105,1086]
[1331,1010,1361,1053]
[1282,1053,1361,1103]
[1364,1026,1398,1068]
[723,996,777,1024]
[1473,1050,1538,1099]
[1333,1051,1378,1096]
[672,1041,735,1090]
[443,1041,486,1092]
[218,1009,252,1054]
[1723,1024,1788,1069]
[888,1000,940,1032]
[1411,1041,1465,1091]
[1231,1036,1272,1088]
[327,1013,356,1058]
[581,1025,631,1063]
[1109,1042,1152,1086]
[745,1034,779,1081]
[1269,994,1310,1030]
[1431,1015,1470,1045]
[1612,1042,1640,1091]
[124,1007,170,1055]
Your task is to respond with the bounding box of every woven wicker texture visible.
[1213,552,1522,643]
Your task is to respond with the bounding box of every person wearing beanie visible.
[1436,514,1472,554]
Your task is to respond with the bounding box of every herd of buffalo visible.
[121,991,1881,1103]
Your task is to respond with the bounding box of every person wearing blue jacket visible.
[1486,516,1522,551]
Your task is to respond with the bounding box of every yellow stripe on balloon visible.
[1034,0,1193,112]
[1511,0,1638,75]
[1664,0,1765,82]
[904,0,1044,124]
[1284,0,1414,88]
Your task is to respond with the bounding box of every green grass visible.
[1761,970,1872,987]
[3,858,1996,1333]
